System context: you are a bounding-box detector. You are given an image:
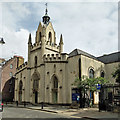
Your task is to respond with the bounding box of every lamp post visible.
[0,38,5,45]
[0,37,5,59]
[0,37,5,102]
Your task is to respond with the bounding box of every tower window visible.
[53,76,58,89]
[35,56,37,67]
[39,32,41,42]
[89,69,94,78]
[48,32,52,43]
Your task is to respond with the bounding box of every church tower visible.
[27,5,64,64]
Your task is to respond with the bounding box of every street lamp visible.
[0,38,5,45]
[0,37,5,102]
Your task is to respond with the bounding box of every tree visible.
[73,75,109,108]
[74,75,109,92]
[112,64,120,83]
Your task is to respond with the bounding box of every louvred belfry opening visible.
[42,4,50,24]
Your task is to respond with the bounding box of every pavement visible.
[3,103,120,120]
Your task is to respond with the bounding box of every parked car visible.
[0,101,3,112]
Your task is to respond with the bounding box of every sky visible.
[0,1,118,61]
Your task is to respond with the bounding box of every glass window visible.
[53,76,58,89]
[48,32,52,43]
[101,71,105,78]
[10,72,13,77]
[89,69,94,78]
[10,64,13,69]
[33,80,38,90]
[39,32,41,42]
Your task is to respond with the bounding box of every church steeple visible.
[42,3,50,24]
[59,34,64,53]
[28,33,32,44]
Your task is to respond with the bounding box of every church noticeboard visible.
[72,93,80,101]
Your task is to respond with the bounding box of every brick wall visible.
[1,56,24,101]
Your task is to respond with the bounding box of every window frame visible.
[89,68,94,78]
[10,72,13,77]
[10,64,13,69]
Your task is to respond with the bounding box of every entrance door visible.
[35,91,38,103]
[53,91,57,103]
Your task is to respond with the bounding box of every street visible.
[1,106,119,120]
[2,106,69,118]
[1,106,92,120]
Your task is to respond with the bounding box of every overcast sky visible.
[0,1,118,61]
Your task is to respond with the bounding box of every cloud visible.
[0,2,118,61]
[2,26,29,61]
[49,2,118,56]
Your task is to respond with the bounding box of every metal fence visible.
[99,84,120,112]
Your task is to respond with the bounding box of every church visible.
[15,7,120,105]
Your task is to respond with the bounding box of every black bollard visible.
[16,101,18,107]
[41,102,43,109]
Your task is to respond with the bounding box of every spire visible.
[28,33,32,44]
[42,3,50,24]
[60,34,63,44]
[59,34,63,53]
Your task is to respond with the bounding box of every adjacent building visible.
[15,8,120,105]
[1,56,24,102]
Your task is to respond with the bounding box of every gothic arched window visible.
[48,32,52,43]
[39,32,41,42]
[89,68,94,78]
[33,80,39,90]
[101,71,105,78]
[35,56,37,67]
[53,76,58,89]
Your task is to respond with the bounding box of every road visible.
[2,106,70,118]
[1,106,91,120]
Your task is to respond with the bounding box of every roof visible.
[69,49,98,60]
[0,58,5,61]
[97,51,120,64]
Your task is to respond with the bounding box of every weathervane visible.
[45,3,47,8]
[45,3,48,15]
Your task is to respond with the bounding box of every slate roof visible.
[97,51,120,64]
[69,49,98,60]
[69,49,120,64]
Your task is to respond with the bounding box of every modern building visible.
[1,56,24,102]
[15,8,120,105]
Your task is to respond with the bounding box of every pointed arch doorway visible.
[35,91,38,103]
[51,75,58,103]
[32,70,40,104]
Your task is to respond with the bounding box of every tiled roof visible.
[69,49,98,60]
[97,51,120,64]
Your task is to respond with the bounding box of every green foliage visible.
[74,75,109,92]
[112,64,120,83]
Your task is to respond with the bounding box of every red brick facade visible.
[1,56,24,102]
